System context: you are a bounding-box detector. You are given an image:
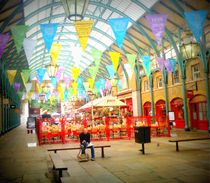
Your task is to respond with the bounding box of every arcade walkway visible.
[0,123,209,183]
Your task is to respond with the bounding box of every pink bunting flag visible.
[146,14,167,45]
[164,59,172,73]
[0,33,10,59]
[63,76,71,87]
[156,57,165,71]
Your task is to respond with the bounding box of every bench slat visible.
[169,137,210,142]
[50,154,67,170]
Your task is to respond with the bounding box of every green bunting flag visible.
[21,69,31,88]
[11,25,28,54]
[88,66,98,81]
[91,49,103,66]
[126,54,137,72]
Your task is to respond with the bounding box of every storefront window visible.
[199,103,207,120]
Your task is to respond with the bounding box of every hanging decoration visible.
[40,23,58,52]
[50,43,61,65]
[36,68,46,84]
[105,79,112,92]
[26,83,32,93]
[77,77,83,88]
[13,82,20,93]
[74,20,94,50]
[164,59,172,73]
[71,67,80,81]
[63,76,71,87]
[106,65,115,79]
[109,51,120,72]
[7,70,17,86]
[141,56,151,77]
[55,67,63,82]
[88,66,98,81]
[184,10,208,43]
[99,78,105,90]
[146,14,167,46]
[23,38,36,63]
[91,49,103,66]
[88,78,94,89]
[168,58,176,72]
[0,33,10,59]
[72,82,78,97]
[117,80,122,91]
[21,69,31,88]
[124,63,132,79]
[156,57,165,72]
[109,17,129,48]
[11,25,28,54]
[83,82,89,91]
[95,80,102,94]
[51,77,57,88]
[64,90,68,101]
[126,53,137,72]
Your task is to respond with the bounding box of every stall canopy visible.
[78,95,126,111]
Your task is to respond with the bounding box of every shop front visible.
[155,100,166,121]
[143,102,151,117]
[170,98,184,128]
[189,95,208,130]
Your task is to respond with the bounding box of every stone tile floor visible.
[0,124,209,183]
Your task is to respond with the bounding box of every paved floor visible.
[0,124,209,183]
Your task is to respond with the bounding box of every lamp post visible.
[61,0,89,21]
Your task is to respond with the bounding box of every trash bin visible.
[134,126,151,143]
[134,126,151,154]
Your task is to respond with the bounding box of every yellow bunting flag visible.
[36,83,41,93]
[109,52,120,72]
[88,78,94,89]
[7,70,17,85]
[74,20,94,51]
[28,92,32,99]
[50,43,61,65]
[71,67,80,81]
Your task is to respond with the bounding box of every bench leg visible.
[59,170,62,178]
[101,147,104,158]
[176,142,179,152]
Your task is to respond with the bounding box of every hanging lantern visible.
[46,63,58,78]
[61,0,89,21]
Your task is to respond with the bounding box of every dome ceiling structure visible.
[0,0,209,83]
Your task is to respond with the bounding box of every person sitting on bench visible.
[79,128,95,161]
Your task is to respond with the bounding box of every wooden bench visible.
[49,153,68,178]
[169,137,210,152]
[48,145,111,158]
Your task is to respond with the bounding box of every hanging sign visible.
[91,49,103,66]
[36,68,46,84]
[184,10,208,43]
[7,70,17,85]
[146,14,167,45]
[40,23,58,52]
[109,17,129,48]
[11,25,28,53]
[23,38,36,63]
[0,33,10,59]
[109,51,120,72]
[74,20,94,50]
[50,43,61,65]
[142,56,151,77]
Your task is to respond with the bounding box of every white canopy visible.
[77,96,127,111]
